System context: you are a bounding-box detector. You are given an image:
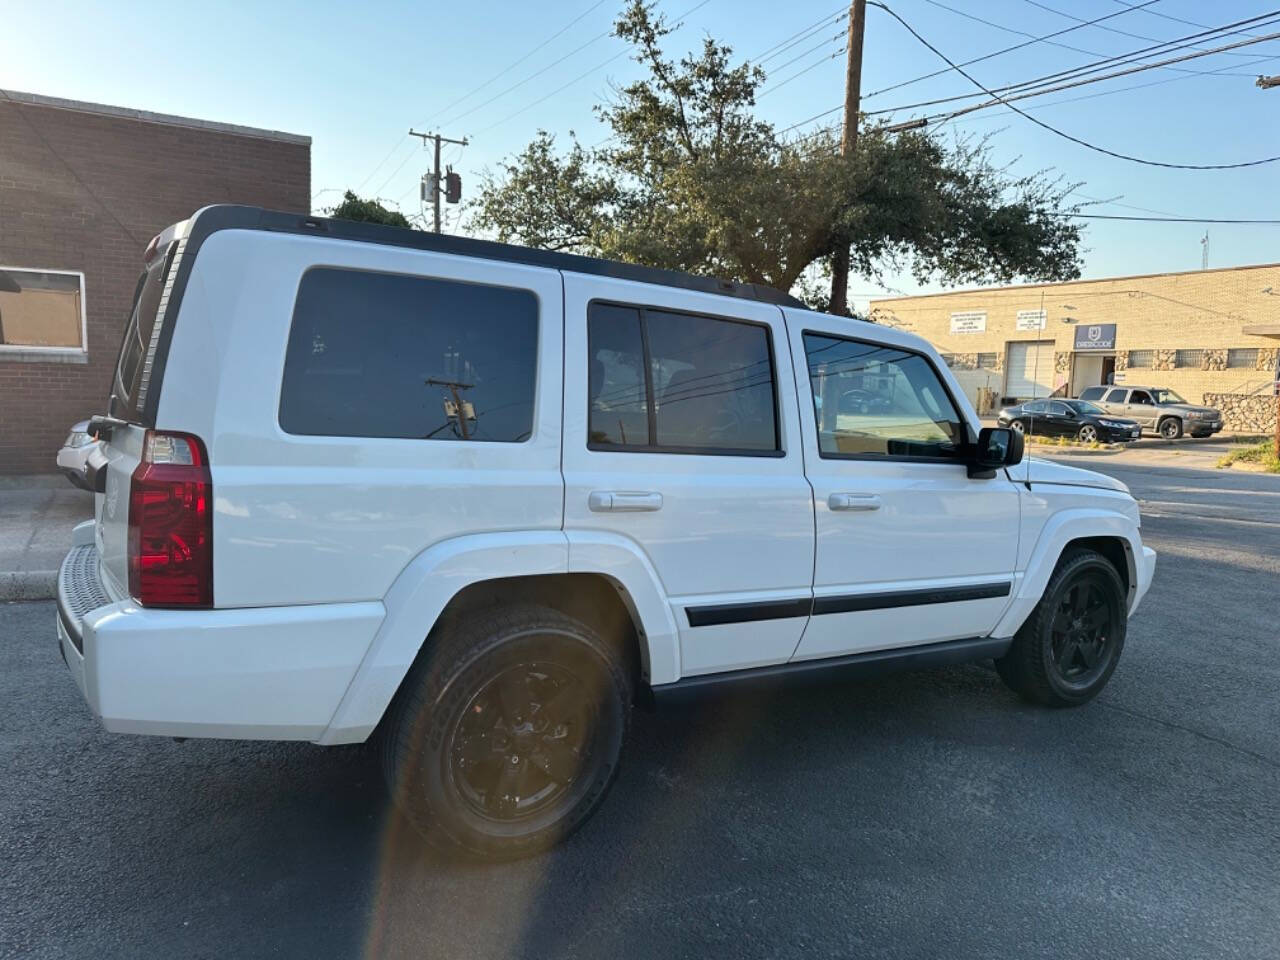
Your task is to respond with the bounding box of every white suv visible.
[58,206,1156,860]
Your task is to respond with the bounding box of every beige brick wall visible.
[870,264,1280,404]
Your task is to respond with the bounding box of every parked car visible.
[57,206,1155,861]
[54,420,99,489]
[1077,385,1223,439]
[997,398,1142,443]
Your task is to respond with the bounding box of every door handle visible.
[589,491,663,512]
[828,493,881,512]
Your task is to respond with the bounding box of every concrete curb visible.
[0,571,57,602]
[1027,445,1124,457]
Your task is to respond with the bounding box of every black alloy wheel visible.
[449,661,594,822]
[382,604,631,860]
[995,549,1127,707]
[1046,572,1119,691]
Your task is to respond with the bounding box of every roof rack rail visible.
[191,205,806,309]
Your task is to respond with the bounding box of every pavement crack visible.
[1097,699,1280,771]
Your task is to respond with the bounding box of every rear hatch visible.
[94,225,186,596]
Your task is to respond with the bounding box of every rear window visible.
[279,268,538,441]
[110,244,175,421]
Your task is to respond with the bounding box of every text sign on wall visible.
[949,311,987,334]
[1015,309,1047,331]
[1074,323,1116,351]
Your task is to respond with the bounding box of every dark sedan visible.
[997,398,1142,443]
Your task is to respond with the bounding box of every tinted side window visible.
[586,302,779,454]
[803,333,964,459]
[280,268,538,441]
[1048,401,1071,416]
[1129,391,1153,405]
[1078,387,1105,402]
[588,304,648,448]
[1104,388,1127,403]
[1024,400,1049,414]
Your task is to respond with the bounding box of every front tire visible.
[1077,424,1098,443]
[1010,419,1026,435]
[995,549,1126,707]
[1159,417,1183,440]
[381,604,632,860]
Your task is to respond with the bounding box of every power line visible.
[425,0,611,125]
[473,0,713,137]
[890,26,1280,126]
[750,7,846,63]
[863,0,1163,100]
[868,2,1280,170]
[758,45,846,98]
[1019,0,1273,64]
[1067,213,1280,224]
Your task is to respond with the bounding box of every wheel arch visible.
[316,531,676,745]
[994,509,1142,639]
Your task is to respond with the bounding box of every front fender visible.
[993,507,1144,639]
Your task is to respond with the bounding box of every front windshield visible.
[1152,389,1186,404]
[1066,399,1105,415]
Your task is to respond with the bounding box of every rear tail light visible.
[127,430,212,607]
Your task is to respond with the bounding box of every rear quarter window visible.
[1078,387,1105,402]
[279,268,538,441]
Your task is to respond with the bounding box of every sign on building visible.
[1015,309,1047,331]
[1074,323,1116,351]
[950,311,986,334]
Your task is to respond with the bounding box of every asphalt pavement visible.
[3,456,1278,960]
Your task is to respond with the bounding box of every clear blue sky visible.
[3,0,1278,308]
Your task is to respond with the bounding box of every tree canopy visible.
[327,190,413,229]
[472,1,1083,308]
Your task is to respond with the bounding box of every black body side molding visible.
[649,636,1011,705]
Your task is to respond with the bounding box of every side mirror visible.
[968,426,1023,479]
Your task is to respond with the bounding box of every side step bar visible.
[648,635,1011,706]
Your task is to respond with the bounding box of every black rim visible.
[447,661,594,822]
[1048,573,1118,688]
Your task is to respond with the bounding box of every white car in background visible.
[55,420,98,490]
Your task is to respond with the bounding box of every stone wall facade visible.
[1204,393,1279,433]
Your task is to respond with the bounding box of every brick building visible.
[0,90,309,473]
[870,263,1280,429]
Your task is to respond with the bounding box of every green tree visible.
[473,1,1082,308]
[327,190,412,229]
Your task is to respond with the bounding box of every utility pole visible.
[409,129,468,233]
[829,0,867,317]
[1257,75,1280,89]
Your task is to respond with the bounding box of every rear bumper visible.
[56,543,384,741]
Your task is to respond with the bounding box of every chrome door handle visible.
[588,491,664,512]
[828,493,881,512]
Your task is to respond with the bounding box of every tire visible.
[995,549,1127,708]
[1159,417,1183,440]
[1010,419,1026,435]
[1077,424,1098,443]
[381,603,632,860]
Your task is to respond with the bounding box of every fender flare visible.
[992,507,1142,639]
[316,529,677,745]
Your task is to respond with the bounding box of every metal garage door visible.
[1005,341,1055,399]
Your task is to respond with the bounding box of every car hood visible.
[1010,457,1130,493]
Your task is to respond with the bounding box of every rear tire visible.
[1159,417,1183,440]
[995,549,1126,707]
[381,604,632,860]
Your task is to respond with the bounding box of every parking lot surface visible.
[3,456,1278,960]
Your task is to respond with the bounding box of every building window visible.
[976,352,997,369]
[1174,349,1203,368]
[0,267,87,354]
[1127,349,1154,368]
[1226,348,1259,369]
